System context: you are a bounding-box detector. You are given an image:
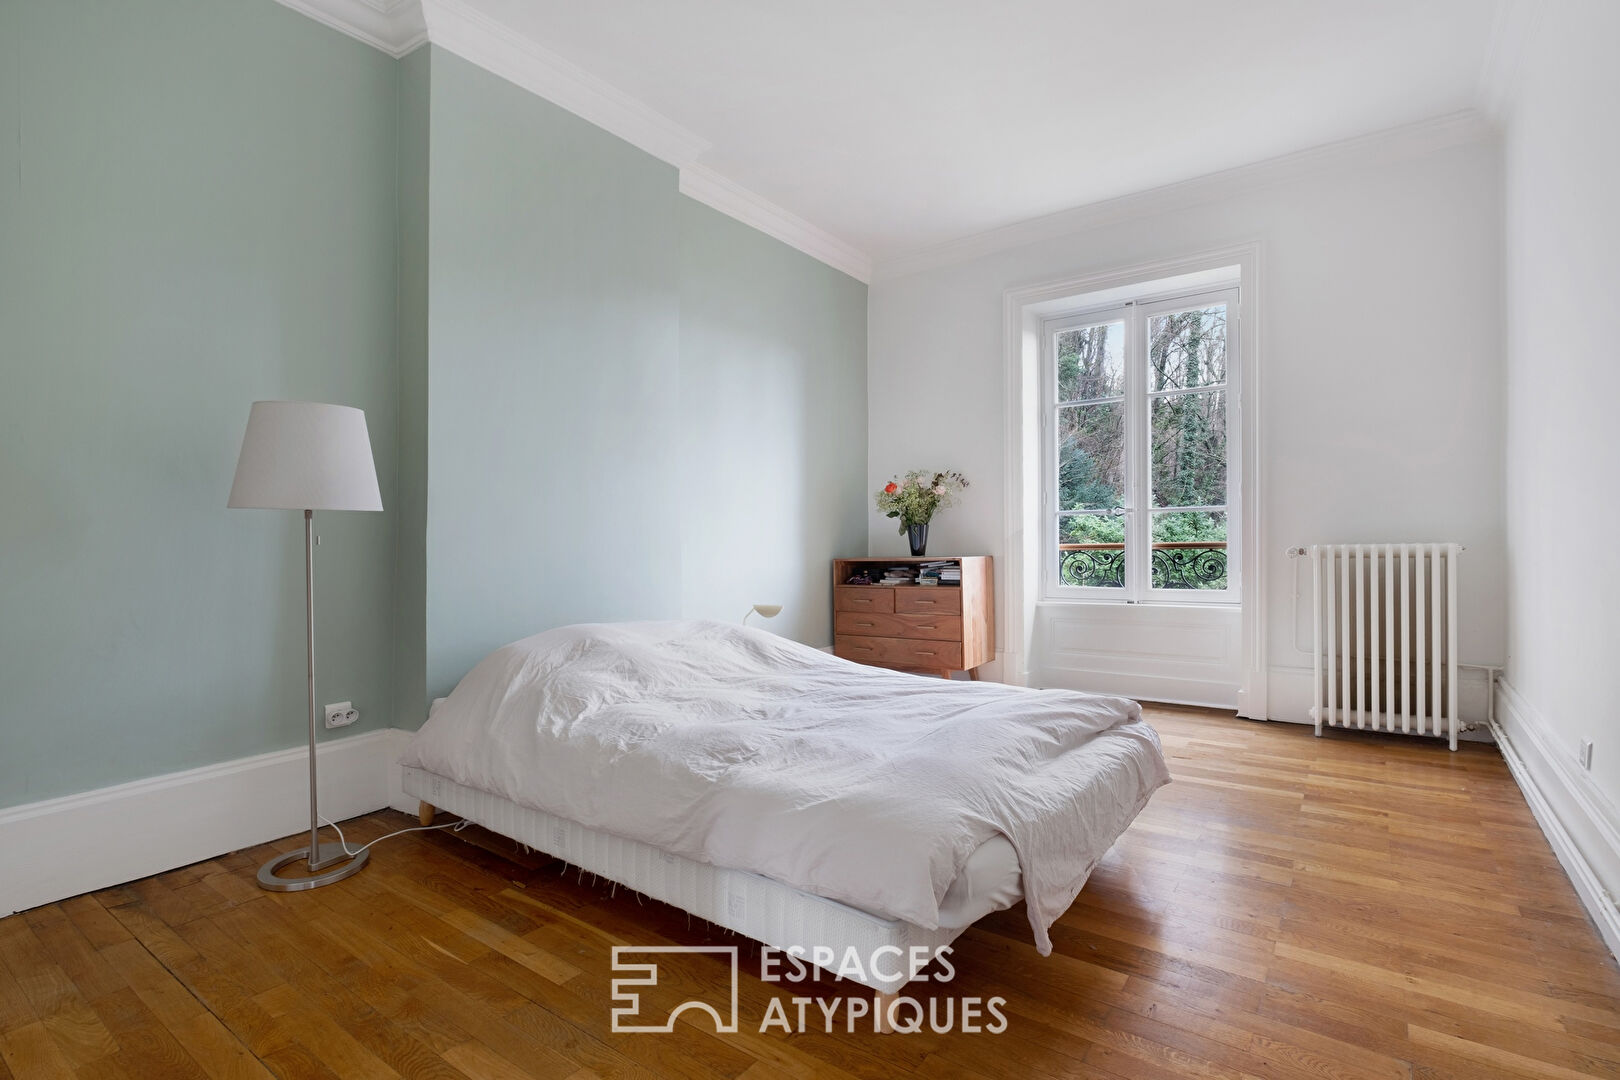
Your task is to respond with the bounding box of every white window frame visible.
[1040,285,1241,605]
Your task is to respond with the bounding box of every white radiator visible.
[1306,543,1461,750]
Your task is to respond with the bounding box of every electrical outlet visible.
[324,701,359,729]
[1580,738,1594,771]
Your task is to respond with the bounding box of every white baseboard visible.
[0,729,411,918]
[14,679,1617,968]
[1031,666,1237,709]
[1491,679,1620,960]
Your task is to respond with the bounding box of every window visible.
[1043,286,1238,602]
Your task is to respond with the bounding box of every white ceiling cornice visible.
[872,109,1496,282]
[678,165,873,283]
[274,0,426,57]
[275,0,1496,289]
[272,0,872,282]
[418,0,712,166]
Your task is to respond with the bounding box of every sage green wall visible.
[677,200,868,648]
[0,0,401,808]
[393,47,431,726]
[0,9,870,789]
[417,50,868,704]
[422,49,684,700]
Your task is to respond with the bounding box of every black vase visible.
[907,523,928,557]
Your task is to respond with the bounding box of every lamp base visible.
[256,842,369,892]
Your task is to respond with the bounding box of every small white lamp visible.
[743,604,782,627]
[229,401,382,891]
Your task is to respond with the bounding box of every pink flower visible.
[933,485,946,495]
[883,482,898,494]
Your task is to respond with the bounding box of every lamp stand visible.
[257,509,369,891]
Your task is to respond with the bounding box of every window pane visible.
[1151,511,1228,590]
[1057,401,1123,510]
[1149,305,1227,390]
[1058,514,1125,588]
[1056,321,1124,402]
[1151,388,1226,507]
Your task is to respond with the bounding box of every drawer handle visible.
[915,599,935,605]
[917,625,936,631]
[855,621,873,628]
[853,644,873,652]
[916,650,936,656]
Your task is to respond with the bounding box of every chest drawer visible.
[835,611,962,641]
[834,587,894,614]
[894,588,961,615]
[832,556,992,674]
[834,635,964,671]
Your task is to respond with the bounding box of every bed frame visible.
[405,766,961,1031]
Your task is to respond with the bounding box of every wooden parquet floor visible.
[3,706,1619,1079]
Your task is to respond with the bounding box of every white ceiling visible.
[463,0,1503,267]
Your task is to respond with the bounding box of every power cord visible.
[319,813,471,858]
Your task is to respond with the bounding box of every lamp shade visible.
[227,401,383,511]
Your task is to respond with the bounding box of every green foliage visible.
[1058,511,1226,546]
[1149,308,1227,508]
[1150,307,1226,391]
[1059,450,1117,511]
[874,470,969,532]
[1056,325,1122,513]
[1060,515,1124,543]
[1151,511,1226,543]
[1056,322,1121,402]
[1051,304,1233,587]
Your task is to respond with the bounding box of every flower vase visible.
[907,523,928,557]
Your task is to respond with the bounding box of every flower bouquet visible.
[874,470,969,556]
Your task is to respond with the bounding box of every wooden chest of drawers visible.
[831,556,994,678]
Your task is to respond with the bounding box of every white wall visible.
[1497,0,1620,950]
[869,135,1506,720]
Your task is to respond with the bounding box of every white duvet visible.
[403,620,1170,954]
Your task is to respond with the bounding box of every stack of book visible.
[916,560,961,586]
[878,565,918,585]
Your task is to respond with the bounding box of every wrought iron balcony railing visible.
[1058,541,1228,590]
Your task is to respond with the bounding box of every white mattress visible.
[937,836,1021,929]
[402,765,967,994]
[412,689,1027,931]
[406,622,1168,954]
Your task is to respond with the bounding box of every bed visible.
[401,620,1168,1025]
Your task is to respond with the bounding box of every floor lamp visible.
[228,401,383,892]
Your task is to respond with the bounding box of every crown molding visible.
[873,108,1496,282]
[272,0,1491,289]
[271,0,875,279]
[417,0,711,166]
[271,0,704,165]
[273,0,426,57]
[679,164,872,283]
